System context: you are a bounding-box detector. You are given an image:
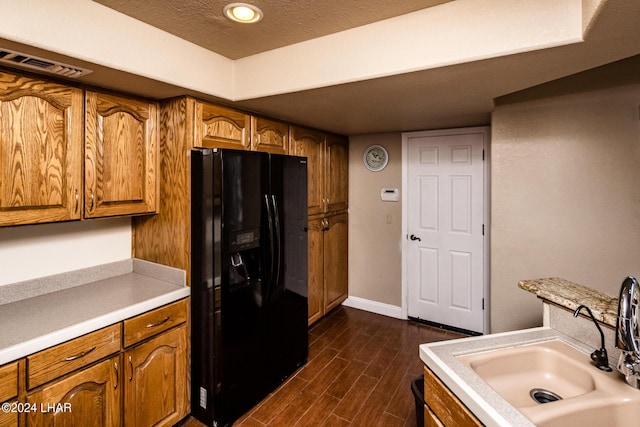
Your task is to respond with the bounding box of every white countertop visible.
[419,327,597,427]
[0,259,190,365]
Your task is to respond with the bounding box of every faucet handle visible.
[618,353,640,389]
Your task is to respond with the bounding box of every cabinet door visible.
[0,361,18,402]
[26,356,121,427]
[0,361,18,426]
[0,71,83,226]
[0,409,17,427]
[251,116,289,154]
[324,213,348,312]
[325,133,348,213]
[195,101,250,149]
[290,126,325,216]
[124,325,188,427]
[307,217,325,325]
[85,91,158,218]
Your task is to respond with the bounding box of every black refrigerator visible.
[190,148,308,427]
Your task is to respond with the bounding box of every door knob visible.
[410,234,421,241]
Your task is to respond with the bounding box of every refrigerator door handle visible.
[271,194,281,289]
[264,194,275,294]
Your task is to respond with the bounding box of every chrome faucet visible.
[615,276,640,388]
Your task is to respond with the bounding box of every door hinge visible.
[482,298,485,310]
[482,149,485,161]
[482,224,485,236]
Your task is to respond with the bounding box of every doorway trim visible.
[401,126,491,334]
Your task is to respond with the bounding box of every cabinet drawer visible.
[123,299,187,348]
[27,324,121,389]
[425,403,445,427]
[0,361,19,402]
[424,365,482,427]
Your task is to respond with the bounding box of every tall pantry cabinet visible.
[290,127,349,325]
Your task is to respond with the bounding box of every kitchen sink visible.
[457,339,596,408]
[457,339,640,426]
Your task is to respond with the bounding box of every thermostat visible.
[381,188,399,202]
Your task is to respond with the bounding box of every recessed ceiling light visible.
[223,3,263,24]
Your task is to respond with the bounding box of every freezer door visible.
[268,154,309,387]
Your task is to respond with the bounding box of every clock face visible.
[363,145,388,171]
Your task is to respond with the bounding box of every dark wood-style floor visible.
[182,306,467,427]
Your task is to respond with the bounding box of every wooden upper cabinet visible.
[251,116,289,154]
[325,133,348,213]
[290,126,325,216]
[84,91,159,218]
[0,71,83,226]
[195,101,250,149]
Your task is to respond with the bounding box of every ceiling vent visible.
[0,48,92,78]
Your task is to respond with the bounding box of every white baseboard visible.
[341,296,403,319]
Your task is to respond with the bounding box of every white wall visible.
[491,76,640,332]
[348,134,403,309]
[0,218,132,286]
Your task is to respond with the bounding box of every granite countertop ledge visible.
[0,259,190,365]
[518,277,618,327]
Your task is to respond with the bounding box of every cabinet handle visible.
[89,190,95,211]
[74,189,79,214]
[114,362,119,389]
[128,355,133,381]
[146,316,170,328]
[63,346,96,361]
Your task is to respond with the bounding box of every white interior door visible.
[405,128,487,333]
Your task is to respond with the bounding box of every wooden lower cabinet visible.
[0,361,19,427]
[324,213,348,312]
[307,217,325,324]
[26,356,121,427]
[308,213,348,325]
[6,299,189,427]
[423,365,482,427]
[124,324,188,427]
[0,410,18,427]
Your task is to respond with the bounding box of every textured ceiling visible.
[93,0,451,59]
[3,1,638,136]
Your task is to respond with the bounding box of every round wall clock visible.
[363,145,388,171]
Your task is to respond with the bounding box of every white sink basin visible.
[457,339,640,427]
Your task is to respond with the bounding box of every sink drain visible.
[530,388,562,404]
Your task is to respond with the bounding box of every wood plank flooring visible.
[181,306,467,427]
